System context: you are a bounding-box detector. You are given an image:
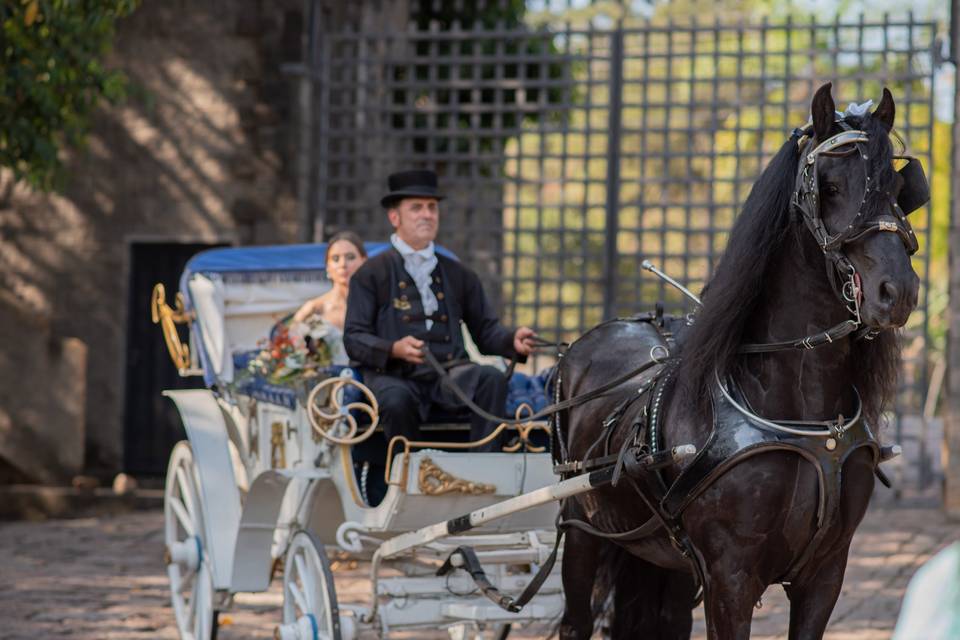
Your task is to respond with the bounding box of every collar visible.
[391,233,436,261]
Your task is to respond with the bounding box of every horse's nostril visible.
[879,280,899,307]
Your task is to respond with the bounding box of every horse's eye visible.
[822,183,840,196]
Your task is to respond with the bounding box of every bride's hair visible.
[326,231,367,263]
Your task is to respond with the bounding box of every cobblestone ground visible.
[0,500,954,639]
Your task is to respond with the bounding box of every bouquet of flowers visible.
[246,316,337,385]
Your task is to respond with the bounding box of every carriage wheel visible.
[275,530,342,640]
[164,441,217,640]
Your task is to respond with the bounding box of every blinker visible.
[895,157,929,215]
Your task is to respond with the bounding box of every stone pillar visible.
[0,307,87,484]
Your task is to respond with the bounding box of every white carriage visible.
[152,243,564,640]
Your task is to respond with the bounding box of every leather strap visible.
[436,533,564,613]
[559,515,663,541]
[739,319,860,353]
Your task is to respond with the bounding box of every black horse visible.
[556,84,922,639]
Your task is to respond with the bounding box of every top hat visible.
[380,170,445,208]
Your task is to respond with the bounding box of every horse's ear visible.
[872,87,895,132]
[811,82,835,141]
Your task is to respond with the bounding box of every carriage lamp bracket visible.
[151,282,198,375]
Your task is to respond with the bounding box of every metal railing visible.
[289,7,942,489]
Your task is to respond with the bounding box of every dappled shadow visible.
[0,502,951,638]
[0,0,303,477]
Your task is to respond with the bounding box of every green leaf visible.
[1,0,140,191]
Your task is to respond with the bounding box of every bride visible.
[291,231,367,365]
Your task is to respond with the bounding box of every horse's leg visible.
[692,521,769,638]
[785,452,874,640]
[611,558,696,640]
[701,567,766,640]
[783,546,850,640]
[559,522,603,640]
[656,568,697,640]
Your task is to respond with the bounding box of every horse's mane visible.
[676,116,901,425]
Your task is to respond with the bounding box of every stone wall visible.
[0,0,309,479]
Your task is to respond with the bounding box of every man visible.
[343,169,536,450]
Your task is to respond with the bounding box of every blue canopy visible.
[183,241,457,278]
[184,242,383,276]
[179,241,459,386]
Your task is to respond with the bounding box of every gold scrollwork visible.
[501,402,550,453]
[417,456,496,496]
[384,417,553,489]
[306,377,380,445]
[270,421,286,469]
[151,283,193,372]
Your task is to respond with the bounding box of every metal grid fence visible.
[293,10,942,486]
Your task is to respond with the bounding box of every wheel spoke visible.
[288,578,309,615]
[178,569,197,594]
[169,497,195,537]
[294,553,316,607]
[175,467,198,522]
[186,580,197,627]
[194,568,209,638]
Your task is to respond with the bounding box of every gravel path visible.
[0,501,953,639]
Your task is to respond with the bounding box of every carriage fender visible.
[231,469,331,593]
[163,389,242,590]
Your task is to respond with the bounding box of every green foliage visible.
[0,0,139,191]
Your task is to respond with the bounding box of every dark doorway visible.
[123,242,226,476]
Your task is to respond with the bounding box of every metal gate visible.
[293,7,942,490]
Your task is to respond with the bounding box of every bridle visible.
[740,118,928,354]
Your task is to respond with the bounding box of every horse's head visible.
[794,83,926,329]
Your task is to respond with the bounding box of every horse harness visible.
[550,316,888,602]
[741,119,928,353]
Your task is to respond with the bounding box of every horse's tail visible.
[589,541,621,632]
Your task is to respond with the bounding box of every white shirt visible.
[391,234,439,329]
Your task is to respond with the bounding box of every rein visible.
[422,346,673,426]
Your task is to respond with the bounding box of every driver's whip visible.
[641,260,703,306]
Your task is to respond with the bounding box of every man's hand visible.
[391,335,425,364]
[513,326,537,357]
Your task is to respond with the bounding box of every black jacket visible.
[343,248,521,379]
